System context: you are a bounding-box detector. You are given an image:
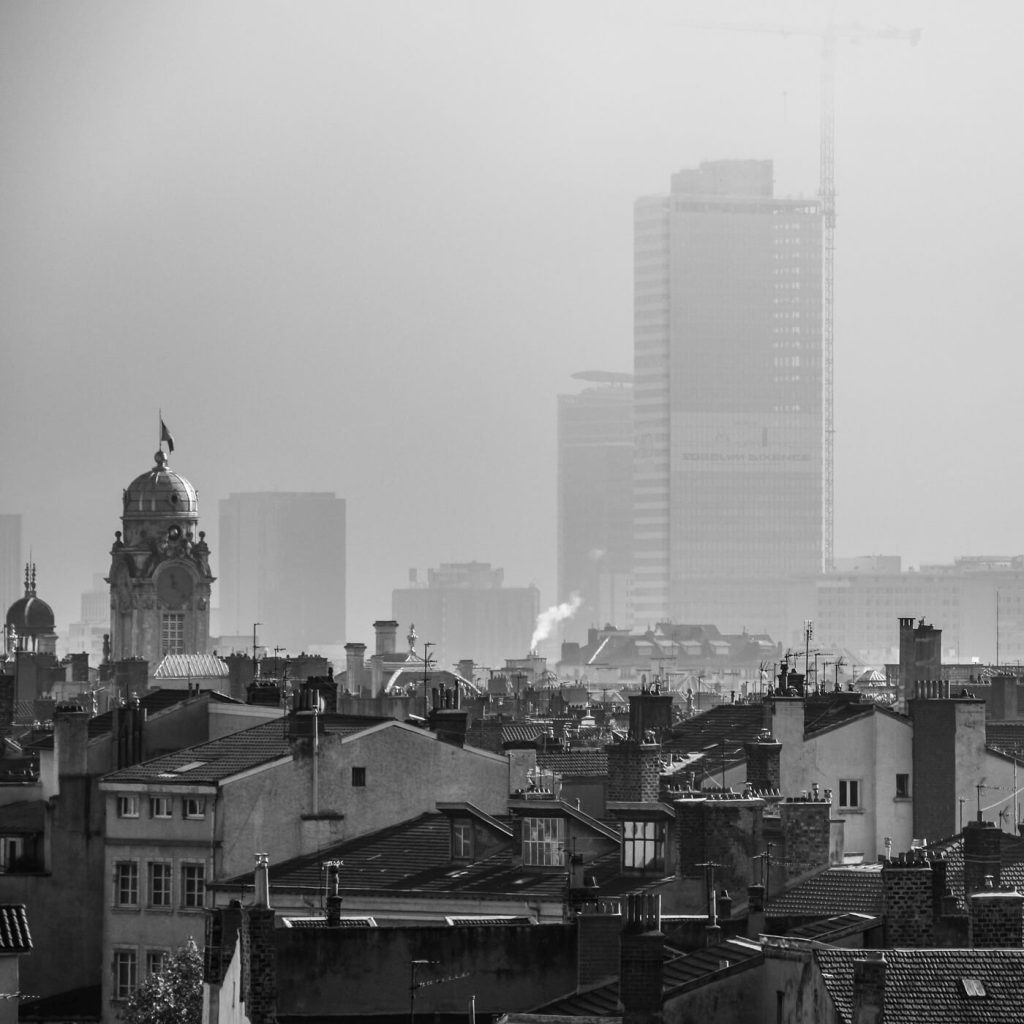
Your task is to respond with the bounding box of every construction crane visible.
[675,16,922,572]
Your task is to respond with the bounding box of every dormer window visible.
[522,816,565,867]
[452,821,473,860]
[622,820,666,873]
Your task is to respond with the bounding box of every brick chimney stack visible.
[619,891,663,1024]
[851,951,886,1024]
[744,729,782,791]
[963,820,1002,898]
[969,883,1024,948]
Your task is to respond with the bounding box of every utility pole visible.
[422,642,434,719]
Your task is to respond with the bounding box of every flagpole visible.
[158,408,162,452]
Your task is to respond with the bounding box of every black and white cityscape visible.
[3,2,1024,1022]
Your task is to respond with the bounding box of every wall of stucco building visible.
[217,723,510,879]
[768,698,914,860]
[99,784,216,1021]
[762,937,841,1024]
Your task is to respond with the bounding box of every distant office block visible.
[633,160,823,634]
[218,492,346,652]
[67,573,110,663]
[392,562,539,669]
[557,372,633,644]
[0,515,21,612]
[818,555,1024,666]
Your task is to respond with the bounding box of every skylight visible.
[959,978,986,998]
[173,761,207,773]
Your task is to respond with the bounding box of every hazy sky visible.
[2,0,1022,644]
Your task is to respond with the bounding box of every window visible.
[623,820,666,872]
[452,822,472,860]
[161,613,185,656]
[113,949,137,1000]
[351,767,366,787]
[839,779,861,809]
[115,861,139,907]
[183,797,206,820]
[0,837,24,873]
[181,863,205,908]
[148,862,172,907]
[522,816,565,867]
[150,796,172,818]
[117,795,140,818]
[896,774,910,799]
[146,950,168,977]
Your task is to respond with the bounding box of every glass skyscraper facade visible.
[633,160,823,638]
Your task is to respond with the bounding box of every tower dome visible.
[122,450,198,521]
[5,564,56,653]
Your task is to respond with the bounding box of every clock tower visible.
[107,447,215,667]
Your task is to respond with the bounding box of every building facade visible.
[217,492,346,653]
[392,562,539,669]
[557,371,633,644]
[632,160,823,636]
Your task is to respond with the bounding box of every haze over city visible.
[2,0,1022,642]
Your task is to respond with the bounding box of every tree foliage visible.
[121,938,203,1024]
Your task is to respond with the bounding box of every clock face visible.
[157,566,195,608]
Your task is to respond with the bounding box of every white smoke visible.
[530,592,583,652]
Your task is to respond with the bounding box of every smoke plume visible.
[530,592,582,651]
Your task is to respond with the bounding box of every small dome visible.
[6,565,55,637]
[6,596,55,636]
[123,450,198,520]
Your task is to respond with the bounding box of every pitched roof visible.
[217,812,636,901]
[766,864,885,918]
[153,653,229,678]
[0,905,32,952]
[535,936,763,1016]
[100,714,388,786]
[815,947,1024,1023]
[537,748,609,777]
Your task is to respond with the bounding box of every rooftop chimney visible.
[254,852,271,909]
[851,951,886,1024]
[373,620,399,656]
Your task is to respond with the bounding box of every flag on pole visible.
[160,418,175,453]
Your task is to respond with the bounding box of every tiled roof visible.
[535,936,763,1016]
[537,748,609,777]
[101,715,384,786]
[503,724,549,745]
[926,831,1024,910]
[662,704,764,759]
[0,801,45,833]
[153,653,229,678]
[785,912,878,942]
[0,905,32,952]
[217,812,637,901]
[815,947,1024,1023]
[766,865,885,918]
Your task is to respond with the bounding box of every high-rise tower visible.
[632,160,823,636]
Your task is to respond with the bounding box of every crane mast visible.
[675,18,921,575]
[821,27,836,572]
